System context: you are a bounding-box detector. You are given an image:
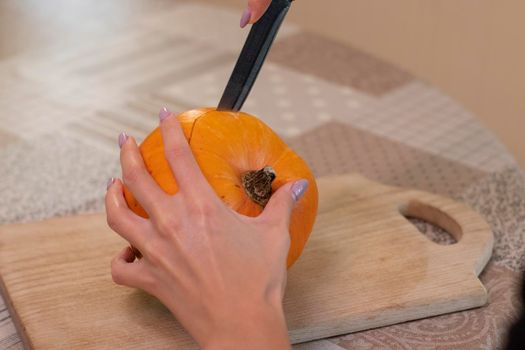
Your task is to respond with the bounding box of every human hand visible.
[106,108,308,349]
[240,0,273,28]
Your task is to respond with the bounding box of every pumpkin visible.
[124,108,318,268]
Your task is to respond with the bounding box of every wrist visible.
[202,299,290,350]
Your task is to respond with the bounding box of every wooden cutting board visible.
[0,174,493,349]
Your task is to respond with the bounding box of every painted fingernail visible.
[291,180,309,202]
[106,177,115,190]
[118,132,128,148]
[240,8,252,28]
[159,107,171,122]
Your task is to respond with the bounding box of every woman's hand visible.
[106,108,307,349]
[240,0,272,28]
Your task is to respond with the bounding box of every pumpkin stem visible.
[241,166,276,207]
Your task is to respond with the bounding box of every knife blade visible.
[217,0,293,111]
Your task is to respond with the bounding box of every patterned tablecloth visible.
[0,3,523,349]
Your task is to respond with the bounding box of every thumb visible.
[241,0,272,28]
[249,0,272,23]
[262,179,309,226]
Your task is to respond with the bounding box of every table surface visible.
[0,2,524,349]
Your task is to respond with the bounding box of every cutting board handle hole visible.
[399,200,460,245]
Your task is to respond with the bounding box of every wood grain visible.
[0,174,493,349]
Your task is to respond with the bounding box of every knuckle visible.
[154,216,179,236]
[187,203,218,230]
[196,201,218,217]
[191,216,209,232]
[266,220,291,240]
[123,163,142,185]
[106,213,121,232]
[166,145,192,165]
[164,141,190,161]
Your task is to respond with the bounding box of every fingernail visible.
[291,180,309,202]
[118,132,128,148]
[106,177,115,190]
[159,107,171,122]
[240,8,252,28]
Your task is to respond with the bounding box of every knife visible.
[217,0,293,111]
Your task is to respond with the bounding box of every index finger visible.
[159,108,211,197]
[120,134,169,217]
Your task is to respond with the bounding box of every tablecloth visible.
[0,3,523,349]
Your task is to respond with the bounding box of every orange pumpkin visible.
[124,108,318,268]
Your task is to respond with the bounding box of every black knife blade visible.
[217,0,292,111]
